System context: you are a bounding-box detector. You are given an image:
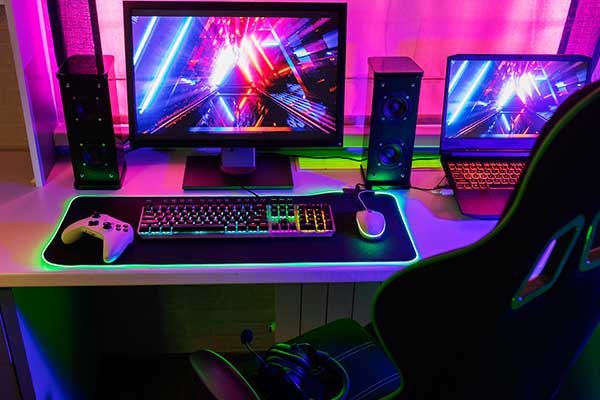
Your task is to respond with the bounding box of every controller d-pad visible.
[102,222,113,230]
[88,220,99,226]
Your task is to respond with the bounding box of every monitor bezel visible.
[123,1,347,149]
[440,53,592,153]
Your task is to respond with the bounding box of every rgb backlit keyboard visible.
[137,196,335,239]
[448,160,526,190]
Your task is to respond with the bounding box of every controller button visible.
[88,220,99,226]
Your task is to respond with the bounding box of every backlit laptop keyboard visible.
[447,160,526,190]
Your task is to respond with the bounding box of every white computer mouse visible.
[356,209,386,240]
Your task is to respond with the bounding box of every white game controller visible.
[61,212,134,263]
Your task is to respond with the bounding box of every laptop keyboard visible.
[448,160,526,190]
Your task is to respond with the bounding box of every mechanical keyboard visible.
[137,196,336,239]
[447,160,526,190]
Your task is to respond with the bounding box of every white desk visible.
[0,149,496,287]
[0,149,498,400]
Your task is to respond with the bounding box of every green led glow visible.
[298,157,441,170]
[298,158,360,170]
[411,158,442,169]
[586,224,594,242]
[580,211,600,272]
[40,191,420,270]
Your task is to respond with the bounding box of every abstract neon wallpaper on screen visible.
[131,15,340,137]
[444,60,589,139]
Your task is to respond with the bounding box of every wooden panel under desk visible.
[94,285,276,355]
[0,5,28,151]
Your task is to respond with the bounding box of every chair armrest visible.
[189,349,260,400]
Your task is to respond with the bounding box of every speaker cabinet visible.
[57,55,125,189]
[362,57,423,188]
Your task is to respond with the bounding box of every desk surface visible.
[0,150,497,287]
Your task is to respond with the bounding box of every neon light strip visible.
[501,113,511,133]
[133,16,158,66]
[239,64,254,83]
[448,60,469,94]
[238,88,252,110]
[139,17,193,114]
[529,239,556,281]
[219,97,235,122]
[261,40,279,47]
[540,66,559,105]
[241,37,264,77]
[528,72,541,96]
[448,61,491,125]
[250,35,274,70]
[269,26,306,89]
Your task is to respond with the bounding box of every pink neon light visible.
[529,239,557,282]
[250,35,274,70]
[88,0,572,122]
[241,37,264,77]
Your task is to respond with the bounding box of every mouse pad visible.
[43,192,417,268]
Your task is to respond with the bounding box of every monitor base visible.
[183,154,293,190]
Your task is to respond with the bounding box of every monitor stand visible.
[182,148,293,190]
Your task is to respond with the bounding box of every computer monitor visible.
[441,54,591,152]
[123,1,347,189]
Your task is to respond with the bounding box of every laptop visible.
[440,54,591,218]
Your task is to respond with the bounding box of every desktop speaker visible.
[362,57,423,188]
[57,55,125,189]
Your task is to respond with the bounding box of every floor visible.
[97,354,208,399]
[97,352,266,400]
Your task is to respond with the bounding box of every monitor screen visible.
[443,56,590,142]
[124,2,346,148]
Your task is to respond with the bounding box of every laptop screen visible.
[441,54,590,152]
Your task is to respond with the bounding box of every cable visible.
[241,329,269,369]
[357,189,374,210]
[359,161,449,192]
[217,168,260,197]
[410,175,449,192]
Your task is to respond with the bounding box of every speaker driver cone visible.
[379,143,403,166]
[382,97,408,119]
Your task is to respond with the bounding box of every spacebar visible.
[172,224,225,233]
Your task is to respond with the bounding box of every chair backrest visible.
[373,80,600,399]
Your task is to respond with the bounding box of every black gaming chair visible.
[373,79,600,399]
[190,80,600,399]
